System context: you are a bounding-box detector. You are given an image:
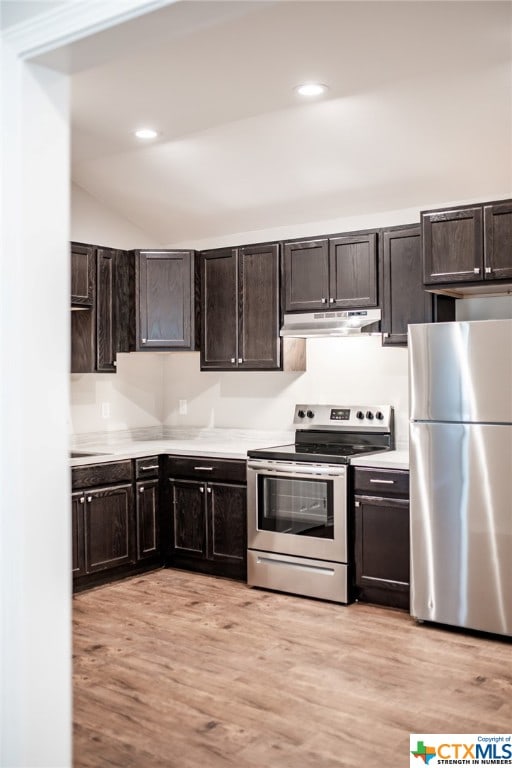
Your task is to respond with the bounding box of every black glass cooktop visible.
[247,441,390,465]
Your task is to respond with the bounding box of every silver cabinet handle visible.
[113,361,117,367]
[383,332,390,338]
[321,298,327,304]
[79,497,85,504]
[194,466,213,471]
[207,487,212,494]
[199,486,204,493]
[355,501,360,507]
[142,338,147,343]
[141,465,159,471]
[238,358,243,364]
[485,266,492,274]
[87,495,92,502]
[473,267,480,274]
[139,486,144,493]
[369,479,394,484]
[230,357,235,363]
[329,298,335,304]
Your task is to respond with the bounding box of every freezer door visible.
[409,319,512,423]
[410,422,512,636]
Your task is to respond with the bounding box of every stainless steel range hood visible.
[280,308,381,338]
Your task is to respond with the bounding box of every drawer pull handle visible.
[485,266,492,274]
[199,486,204,493]
[79,496,85,504]
[207,487,212,494]
[87,496,92,502]
[194,466,214,471]
[473,267,480,275]
[140,465,159,471]
[369,479,394,484]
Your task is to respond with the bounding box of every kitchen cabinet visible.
[283,231,377,312]
[134,249,198,351]
[166,455,247,579]
[353,467,410,609]
[71,242,95,306]
[422,199,512,288]
[380,225,455,346]
[200,242,281,370]
[71,244,131,373]
[72,460,136,590]
[134,456,161,563]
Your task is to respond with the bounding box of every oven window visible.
[257,475,333,538]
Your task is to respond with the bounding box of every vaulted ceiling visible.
[69,1,512,245]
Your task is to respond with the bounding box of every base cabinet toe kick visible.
[247,550,348,603]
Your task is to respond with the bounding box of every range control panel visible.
[293,404,393,432]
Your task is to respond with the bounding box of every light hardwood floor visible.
[73,569,512,768]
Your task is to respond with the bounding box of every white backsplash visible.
[161,336,410,447]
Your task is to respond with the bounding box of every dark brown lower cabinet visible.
[136,479,160,562]
[353,467,410,609]
[72,459,162,591]
[167,456,247,579]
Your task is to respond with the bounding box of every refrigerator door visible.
[409,319,512,424]
[410,422,512,636]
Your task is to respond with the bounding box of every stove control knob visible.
[375,411,384,421]
[356,411,365,420]
[306,410,315,419]
[297,409,306,419]
[366,411,374,420]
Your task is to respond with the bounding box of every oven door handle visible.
[247,460,346,478]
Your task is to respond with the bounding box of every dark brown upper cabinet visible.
[422,199,512,287]
[283,231,378,312]
[71,242,95,306]
[200,243,281,370]
[71,244,131,373]
[134,249,197,351]
[380,225,454,347]
[484,201,512,280]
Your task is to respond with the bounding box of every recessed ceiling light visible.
[295,83,328,97]
[134,128,158,140]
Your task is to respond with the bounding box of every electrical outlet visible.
[101,402,110,419]
[179,399,187,415]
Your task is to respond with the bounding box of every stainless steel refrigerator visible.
[409,319,512,637]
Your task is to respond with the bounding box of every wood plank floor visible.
[73,569,512,768]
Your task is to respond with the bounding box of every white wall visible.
[70,184,166,434]
[70,352,165,434]
[162,338,410,446]
[71,182,162,249]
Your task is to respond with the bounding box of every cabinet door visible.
[239,243,280,369]
[484,202,512,280]
[137,250,194,349]
[329,233,377,308]
[381,225,432,346]
[171,480,206,558]
[354,494,410,608]
[84,484,135,573]
[71,308,95,373]
[71,243,95,306]
[136,479,159,561]
[96,248,116,371]
[207,483,247,566]
[72,492,86,577]
[201,248,238,369]
[422,206,483,284]
[283,239,329,311]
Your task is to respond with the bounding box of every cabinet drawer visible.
[167,455,246,483]
[135,456,160,479]
[353,467,409,496]
[72,460,133,490]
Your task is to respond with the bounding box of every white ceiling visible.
[69,1,512,245]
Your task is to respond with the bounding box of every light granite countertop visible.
[70,427,294,467]
[70,427,409,469]
[350,447,409,471]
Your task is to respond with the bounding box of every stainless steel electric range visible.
[246,403,394,603]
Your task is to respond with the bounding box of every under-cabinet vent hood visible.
[280,308,381,338]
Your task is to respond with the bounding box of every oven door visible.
[247,460,347,562]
